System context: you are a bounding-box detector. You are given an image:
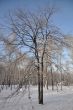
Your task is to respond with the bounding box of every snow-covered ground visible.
[0,85,73,110]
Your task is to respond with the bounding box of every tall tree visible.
[2,6,65,104]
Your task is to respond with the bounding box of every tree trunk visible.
[51,65,54,91]
[60,53,62,91]
[37,66,41,104]
[46,79,48,90]
[39,60,44,104]
[40,72,43,104]
[61,72,62,90]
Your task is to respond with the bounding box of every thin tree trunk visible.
[46,79,48,90]
[39,59,44,104]
[46,59,48,90]
[51,65,54,91]
[60,66,63,90]
[40,73,43,104]
[37,65,41,104]
[60,53,62,90]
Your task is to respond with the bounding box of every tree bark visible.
[37,66,41,104]
[51,65,54,91]
[39,58,44,104]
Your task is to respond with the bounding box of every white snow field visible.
[0,85,73,110]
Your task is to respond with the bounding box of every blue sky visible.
[0,0,73,66]
[0,0,73,35]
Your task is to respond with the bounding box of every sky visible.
[0,0,73,68]
[0,0,73,35]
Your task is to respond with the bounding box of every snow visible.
[0,85,73,110]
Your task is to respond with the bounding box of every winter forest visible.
[0,0,73,110]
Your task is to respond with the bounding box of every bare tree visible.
[1,6,66,104]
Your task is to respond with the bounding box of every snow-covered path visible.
[0,86,73,110]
